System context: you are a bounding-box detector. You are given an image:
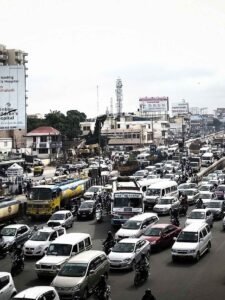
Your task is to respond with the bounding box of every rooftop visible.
[26,126,60,136]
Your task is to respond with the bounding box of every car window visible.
[85,237,91,247]
[0,275,10,290]
[20,226,28,234]
[17,228,22,235]
[94,256,102,269]
[57,228,65,236]
[89,260,96,271]
[100,254,107,263]
[200,232,203,239]
[78,241,85,252]
[202,228,207,237]
[49,232,57,241]
[72,244,78,253]
[206,225,211,233]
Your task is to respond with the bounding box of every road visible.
[1,208,225,300]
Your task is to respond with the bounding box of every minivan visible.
[171,223,212,262]
[51,250,110,300]
[114,212,159,240]
[35,233,92,278]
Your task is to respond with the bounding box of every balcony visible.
[0,54,8,61]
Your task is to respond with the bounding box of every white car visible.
[153,196,180,215]
[198,184,213,192]
[23,227,66,256]
[12,286,60,300]
[0,272,17,300]
[179,189,199,205]
[115,213,159,240]
[83,185,104,199]
[198,192,214,206]
[185,208,214,227]
[47,210,73,228]
[108,238,150,270]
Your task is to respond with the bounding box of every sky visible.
[1,0,225,118]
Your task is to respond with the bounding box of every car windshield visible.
[122,221,141,230]
[112,242,135,253]
[199,186,210,191]
[159,198,172,204]
[182,190,195,196]
[87,187,100,193]
[30,231,50,241]
[199,194,211,199]
[177,231,198,243]
[188,211,205,219]
[29,187,52,201]
[47,243,72,256]
[134,171,145,176]
[144,227,162,236]
[1,227,16,236]
[80,202,93,209]
[58,263,88,277]
[207,202,221,208]
[50,214,65,220]
[217,186,225,191]
[146,189,160,196]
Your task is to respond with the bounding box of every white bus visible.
[145,180,178,209]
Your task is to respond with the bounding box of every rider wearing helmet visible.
[97,274,107,296]
[142,289,156,300]
[103,231,114,247]
[136,253,149,277]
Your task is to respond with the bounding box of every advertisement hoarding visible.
[0,66,26,130]
[171,100,189,116]
[139,97,169,113]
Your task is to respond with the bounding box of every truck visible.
[0,197,20,229]
[26,178,88,218]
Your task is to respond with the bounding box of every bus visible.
[26,178,88,217]
[111,177,144,226]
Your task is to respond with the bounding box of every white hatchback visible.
[0,272,17,300]
[12,286,59,300]
[185,208,214,227]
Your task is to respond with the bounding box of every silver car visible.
[47,210,74,229]
[108,238,150,270]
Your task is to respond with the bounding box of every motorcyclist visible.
[170,207,180,226]
[136,253,149,278]
[180,193,188,209]
[196,197,203,209]
[103,231,115,254]
[13,244,24,263]
[96,275,108,298]
[142,289,156,300]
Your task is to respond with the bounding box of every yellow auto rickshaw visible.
[33,165,44,176]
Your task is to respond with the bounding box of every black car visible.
[77,200,96,220]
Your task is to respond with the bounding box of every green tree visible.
[27,117,46,132]
[44,110,66,133]
[64,110,86,139]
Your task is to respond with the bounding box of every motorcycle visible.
[178,205,188,217]
[171,216,180,227]
[96,208,103,223]
[103,240,115,255]
[93,285,111,300]
[134,265,149,287]
[11,253,24,276]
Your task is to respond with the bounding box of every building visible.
[171,99,189,117]
[26,126,62,159]
[80,113,170,150]
[0,43,28,152]
[139,97,169,116]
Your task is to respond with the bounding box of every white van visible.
[201,152,214,167]
[114,212,159,240]
[35,233,92,278]
[137,153,150,162]
[171,223,212,262]
[199,146,211,156]
[145,180,178,209]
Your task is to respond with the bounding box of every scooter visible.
[96,208,103,223]
[11,253,24,276]
[134,264,149,287]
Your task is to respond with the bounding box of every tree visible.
[64,110,86,139]
[27,117,46,132]
[44,110,66,134]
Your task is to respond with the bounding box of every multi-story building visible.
[0,43,28,152]
[171,99,189,117]
[26,126,62,159]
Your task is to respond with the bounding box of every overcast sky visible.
[1,0,225,117]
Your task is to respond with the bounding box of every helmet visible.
[108,231,112,236]
[145,289,152,295]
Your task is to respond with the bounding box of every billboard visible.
[139,97,169,113]
[0,66,26,130]
[171,100,189,116]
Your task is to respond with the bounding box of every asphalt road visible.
[1,207,225,300]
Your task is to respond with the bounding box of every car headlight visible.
[188,250,196,253]
[36,264,41,269]
[171,249,177,253]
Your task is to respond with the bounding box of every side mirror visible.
[89,269,95,275]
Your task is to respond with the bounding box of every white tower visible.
[115,78,123,116]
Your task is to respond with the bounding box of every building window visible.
[39,148,48,154]
[33,137,36,142]
[126,125,129,129]
[117,124,120,129]
[40,136,47,142]
[137,134,140,139]
[4,141,7,147]
[111,125,114,129]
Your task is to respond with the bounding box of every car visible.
[178,183,198,190]
[198,184,213,192]
[114,213,159,240]
[23,226,66,256]
[55,167,69,176]
[12,286,60,300]
[207,200,225,220]
[47,210,74,228]
[214,185,225,200]
[0,224,32,251]
[51,250,110,299]
[171,222,212,262]
[198,192,215,206]
[0,272,17,300]
[179,189,199,205]
[153,196,180,215]
[77,200,96,220]
[141,224,182,251]
[132,170,149,180]
[108,238,150,270]
[185,208,214,227]
[83,185,104,200]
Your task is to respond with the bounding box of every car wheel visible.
[207,241,211,252]
[195,251,200,262]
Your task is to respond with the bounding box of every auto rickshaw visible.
[33,165,44,176]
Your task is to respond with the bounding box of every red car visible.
[141,223,182,251]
